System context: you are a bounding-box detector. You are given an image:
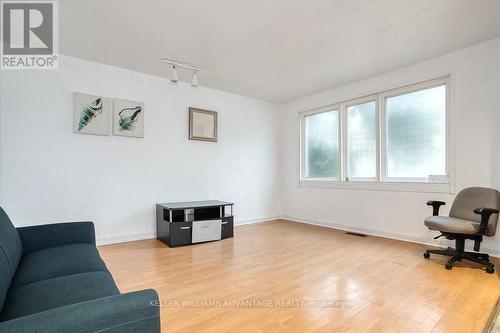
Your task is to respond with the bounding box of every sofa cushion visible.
[11,243,109,289]
[0,271,119,321]
[0,207,23,312]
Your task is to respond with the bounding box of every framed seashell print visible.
[112,98,145,138]
[73,93,112,135]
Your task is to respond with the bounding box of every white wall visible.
[0,56,281,244]
[281,37,500,256]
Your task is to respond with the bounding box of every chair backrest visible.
[0,207,23,313]
[449,187,500,237]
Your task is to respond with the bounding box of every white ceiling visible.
[60,0,500,103]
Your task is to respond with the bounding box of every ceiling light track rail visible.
[161,58,205,72]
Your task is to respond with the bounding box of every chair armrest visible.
[17,222,95,255]
[427,200,446,216]
[0,289,161,333]
[474,208,499,235]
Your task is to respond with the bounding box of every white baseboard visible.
[97,232,157,246]
[234,215,281,226]
[282,215,500,258]
[96,215,281,246]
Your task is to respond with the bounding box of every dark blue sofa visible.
[0,207,161,332]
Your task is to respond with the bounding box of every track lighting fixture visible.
[161,58,205,87]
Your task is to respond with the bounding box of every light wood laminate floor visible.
[98,220,500,333]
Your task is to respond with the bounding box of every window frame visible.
[380,77,449,183]
[299,76,454,193]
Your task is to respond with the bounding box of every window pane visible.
[305,110,339,178]
[386,85,446,178]
[347,101,376,178]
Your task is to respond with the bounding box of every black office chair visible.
[423,187,500,273]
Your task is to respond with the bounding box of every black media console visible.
[156,200,234,247]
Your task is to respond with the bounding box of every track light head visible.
[170,65,178,84]
[191,71,199,87]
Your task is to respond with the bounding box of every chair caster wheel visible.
[423,252,430,259]
[486,266,495,274]
[445,262,453,270]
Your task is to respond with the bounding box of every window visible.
[303,109,340,179]
[300,77,451,192]
[346,100,377,179]
[384,85,446,180]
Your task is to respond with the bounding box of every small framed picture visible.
[189,107,217,142]
[113,98,145,138]
[73,93,112,135]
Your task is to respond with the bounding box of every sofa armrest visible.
[0,289,161,333]
[17,222,96,254]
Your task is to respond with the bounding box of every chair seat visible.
[0,271,119,321]
[424,216,481,235]
[10,243,109,289]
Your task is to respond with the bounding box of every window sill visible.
[298,180,453,194]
